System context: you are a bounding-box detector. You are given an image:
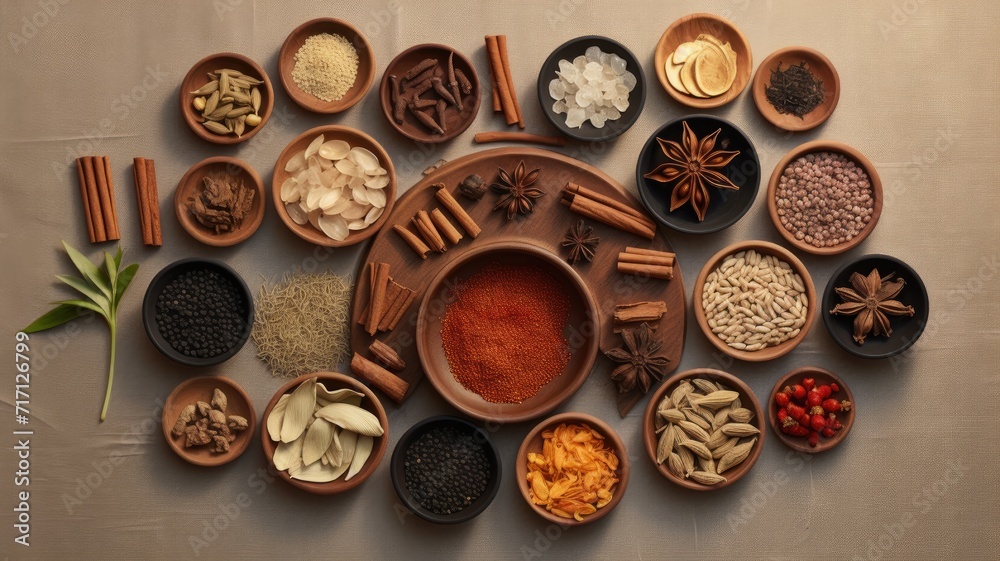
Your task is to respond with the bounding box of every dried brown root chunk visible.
[196,401,212,417]
[208,409,227,425]
[212,388,228,412]
[184,424,212,447]
[172,404,197,436]
[212,435,230,453]
[227,415,249,432]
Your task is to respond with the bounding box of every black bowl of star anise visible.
[822,254,929,359]
[635,115,759,234]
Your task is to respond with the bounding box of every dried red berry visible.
[777,407,789,424]
[821,427,835,438]
[783,422,809,436]
[786,402,806,419]
[799,413,811,426]
[791,384,806,400]
[830,382,840,393]
[775,392,790,407]
[808,430,820,447]
[802,378,815,391]
[806,390,823,408]
[817,385,832,399]
[810,414,827,431]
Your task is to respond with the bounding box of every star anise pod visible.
[491,160,544,220]
[561,220,599,265]
[829,268,915,345]
[605,323,669,394]
[643,120,740,222]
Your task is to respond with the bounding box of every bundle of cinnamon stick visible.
[618,247,675,280]
[133,158,162,246]
[75,156,120,243]
[485,35,524,129]
[561,182,657,240]
[394,184,480,259]
[358,262,416,335]
[613,300,667,333]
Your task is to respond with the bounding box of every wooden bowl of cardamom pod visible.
[180,52,274,145]
[643,368,765,491]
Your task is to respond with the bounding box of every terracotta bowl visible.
[752,46,841,132]
[272,125,396,247]
[278,18,375,113]
[416,242,599,423]
[822,254,929,359]
[379,43,481,143]
[180,52,274,145]
[162,376,256,467]
[643,368,765,490]
[260,372,389,494]
[389,416,503,524]
[768,366,856,454]
[693,240,817,362]
[654,13,752,109]
[515,412,629,525]
[174,156,265,246]
[767,140,883,256]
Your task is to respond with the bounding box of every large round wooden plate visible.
[351,147,686,416]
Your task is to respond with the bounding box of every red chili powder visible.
[441,262,572,403]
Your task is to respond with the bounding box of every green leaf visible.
[104,251,118,300]
[54,299,110,322]
[113,246,122,270]
[62,241,112,301]
[23,304,88,333]
[55,274,110,315]
[115,263,139,304]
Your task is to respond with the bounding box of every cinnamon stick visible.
[617,261,673,280]
[625,246,675,258]
[413,210,446,252]
[76,159,96,243]
[562,192,656,240]
[393,224,430,259]
[351,353,409,404]
[485,52,501,112]
[79,157,106,243]
[133,158,153,245]
[485,35,517,126]
[369,339,405,371]
[145,159,162,246]
[377,281,407,332]
[92,157,117,241]
[101,156,120,241]
[474,132,566,147]
[496,35,524,129]
[618,252,674,268]
[385,289,416,330]
[614,301,667,325]
[434,184,481,238]
[567,182,655,230]
[365,263,390,335]
[430,208,462,246]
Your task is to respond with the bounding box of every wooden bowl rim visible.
[259,372,389,494]
[766,140,883,256]
[653,12,753,109]
[515,412,629,525]
[751,46,841,132]
[179,52,274,145]
[767,366,856,453]
[271,124,396,247]
[161,375,257,467]
[278,17,376,114]
[693,240,817,362]
[642,368,765,490]
[174,156,266,247]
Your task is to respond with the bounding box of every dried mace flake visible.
[829,268,915,345]
[561,219,599,265]
[491,160,544,220]
[605,323,669,394]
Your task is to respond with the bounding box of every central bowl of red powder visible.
[417,242,599,423]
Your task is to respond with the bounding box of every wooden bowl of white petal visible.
[272,125,396,247]
[261,372,389,494]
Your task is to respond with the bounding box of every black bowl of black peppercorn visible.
[142,259,254,367]
[390,416,502,524]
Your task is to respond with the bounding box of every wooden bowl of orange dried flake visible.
[516,412,629,525]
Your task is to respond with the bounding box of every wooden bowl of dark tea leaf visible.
[752,46,840,132]
[180,52,274,145]
[278,18,376,114]
[416,242,599,424]
[174,156,265,247]
[379,43,481,143]
[636,115,759,234]
[162,375,256,467]
[536,35,646,142]
[768,366,855,454]
[643,368,765,490]
[822,254,928,359]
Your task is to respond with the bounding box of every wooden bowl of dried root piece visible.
[643,368,764,490]
[162,376,256,467]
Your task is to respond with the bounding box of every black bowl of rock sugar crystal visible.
[142,259,254,367]
[391,416,502,524]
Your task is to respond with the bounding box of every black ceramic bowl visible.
[537,35,646,142]
[636,115,760,234]
[822,254,929,359]
[142,259,254,367]
[390,416,502,524]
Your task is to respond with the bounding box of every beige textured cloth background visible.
[1,1,998,559]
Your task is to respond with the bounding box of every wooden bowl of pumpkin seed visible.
[180,52,274,145]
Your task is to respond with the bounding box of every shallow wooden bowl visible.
[654,13,752,109]
[693,240,817,362]
[379,43,481,143]
[162,376,256,467]
[643,368,765,490]
[174,156,265,246]
[271,125,396,247]
[767,140,883,256]
[416,242,599,423]
[180,52,273,144]
[768,366,856,454]
[260,373,389,494]
[278,18,375,113]
[516,412,629,525]
[752,46,840,132]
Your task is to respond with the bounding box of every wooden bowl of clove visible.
[379,43,481,143]
[174,156,266,247]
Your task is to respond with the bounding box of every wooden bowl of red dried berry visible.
[768,367,855,454]
[767,140,883,255]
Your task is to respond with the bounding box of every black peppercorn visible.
[154,268,247,359]
[402,426,491,515]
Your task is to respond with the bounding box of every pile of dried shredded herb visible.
[765,62,824,118]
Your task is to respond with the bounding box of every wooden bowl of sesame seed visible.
[279,18,376,114]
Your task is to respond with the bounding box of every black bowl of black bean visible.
[390,416,502,524]
[142,259,254,367]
